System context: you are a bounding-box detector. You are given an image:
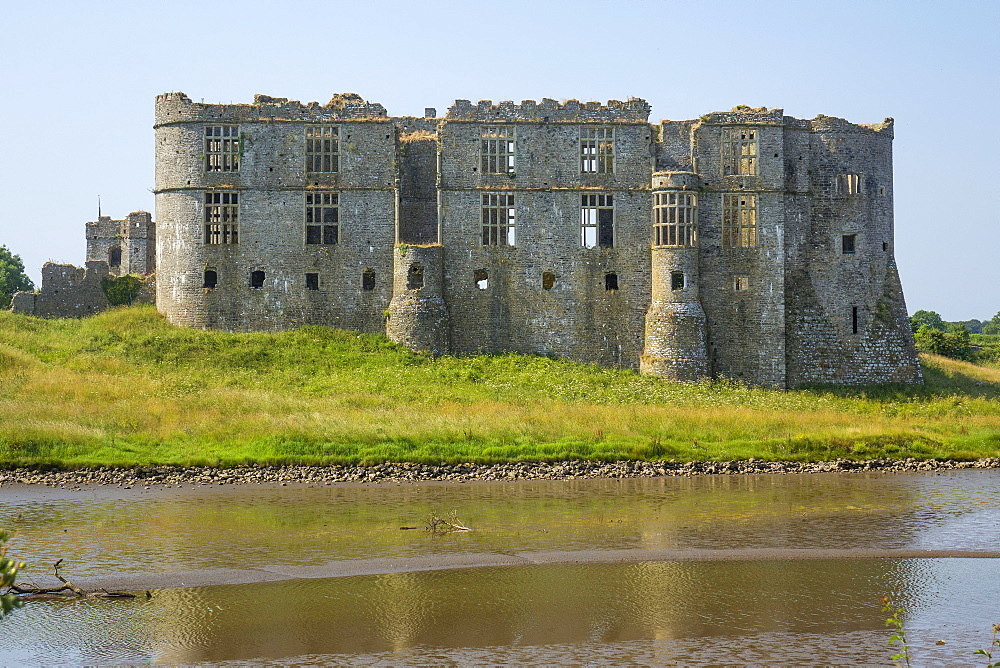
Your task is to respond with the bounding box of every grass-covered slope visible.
[1,306,998,467]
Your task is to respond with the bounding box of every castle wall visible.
[689,110,788,386]
[154,93,395,333]
[783,116,921,385]
[151,92,920,386]
[436,100,652,368]
[10,261,111,318]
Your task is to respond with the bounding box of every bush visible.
[915,324,971,360]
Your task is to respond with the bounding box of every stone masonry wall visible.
[153,92,920,386]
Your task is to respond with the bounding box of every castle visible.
[152,92,921,387]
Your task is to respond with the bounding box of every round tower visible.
[386,244,450,355]
[641,172,710,381]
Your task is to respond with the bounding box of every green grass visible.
[1,306,999,468]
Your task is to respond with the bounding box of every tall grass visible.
[1,306,999,468]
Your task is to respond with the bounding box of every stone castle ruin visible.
[150,91,920,387]
[11,211,156,317]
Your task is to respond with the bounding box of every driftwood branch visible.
[425,511,472,534]
[4,559,137,600]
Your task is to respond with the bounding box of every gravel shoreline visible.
[2,457,999,489]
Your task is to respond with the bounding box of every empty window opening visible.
[305,192,339,245]
[605,273,619,291]
[542,272,556,290]
[250,271,265,289]
[481,126,515,174]
[879,186,886,196]
[835,173,862,195]
[203,269,218,289]
[306,126,339,173]
[108,246,122,268]
[362,269,376,291]
[734,276,749,291]
[581,194,614,248]
[204,192,239,244]
[580,126,614,173]
[205,125,240,172]
[721,127,757,176]
[482,193,515,246]
[653,192,697,247]
[305,273,319,291]
[882,241,888,252]
[474,269,489,290]
[671,271,686,291]
[852,306,859,334]
[842,234,856,254]
[722,193,757,247]
[407,263,424,289]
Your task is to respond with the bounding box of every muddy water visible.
[1,471,998,664]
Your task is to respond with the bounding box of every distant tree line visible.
[910,310,1000,363]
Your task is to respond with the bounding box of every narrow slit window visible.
[852,306,859,334]
[305,273,319,290]
[203,269,218,289]
[474,269,489,290]
[605,273,619,291]
[580,127,614,173]
[481,126,515,174]
[721,127,757,176]
[481,193,515,246]
[305,192,339,245]
[250,271,265,289]
[653,192,697,247]
[362,269,376,291]
[306,126,339,173]
[671,271,685,291]
[581,194,614,248]
[722,193,757,248]
[204,192,239,244]
[205,125,240,172]
[407,263,424,289]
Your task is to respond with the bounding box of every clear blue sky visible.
[1,0,996,320]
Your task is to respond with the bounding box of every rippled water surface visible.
[1,470,998,664]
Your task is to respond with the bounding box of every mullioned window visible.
[305,192,339,245]
[205,126,240,172]
[722,193,757,247]
[204,192,239,244]
[653,192,697,247]
[306,126,339,173]
[580,127,614,173]
[581,194,614,248]
[481,126,515,174]
[482,193,515,246]
[721,127,757,176]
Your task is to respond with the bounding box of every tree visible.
[0,529,24,618]
[982,312,1000,336]
[0,245,35,310]
[909,310,946,333]
[915,323,971,360]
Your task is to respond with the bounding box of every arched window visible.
[203,269,218,289]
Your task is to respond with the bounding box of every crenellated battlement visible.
[445,97,651,123]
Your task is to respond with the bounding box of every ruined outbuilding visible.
[153,92,921,387]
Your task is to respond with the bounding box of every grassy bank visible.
[1,307,999,468]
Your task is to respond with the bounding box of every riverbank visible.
[3,457,999,490]
[4,307,1000,467]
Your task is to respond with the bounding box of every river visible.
[1,471,998,664]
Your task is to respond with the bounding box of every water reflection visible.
[3,471,999,582]
[0,558,996,664]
